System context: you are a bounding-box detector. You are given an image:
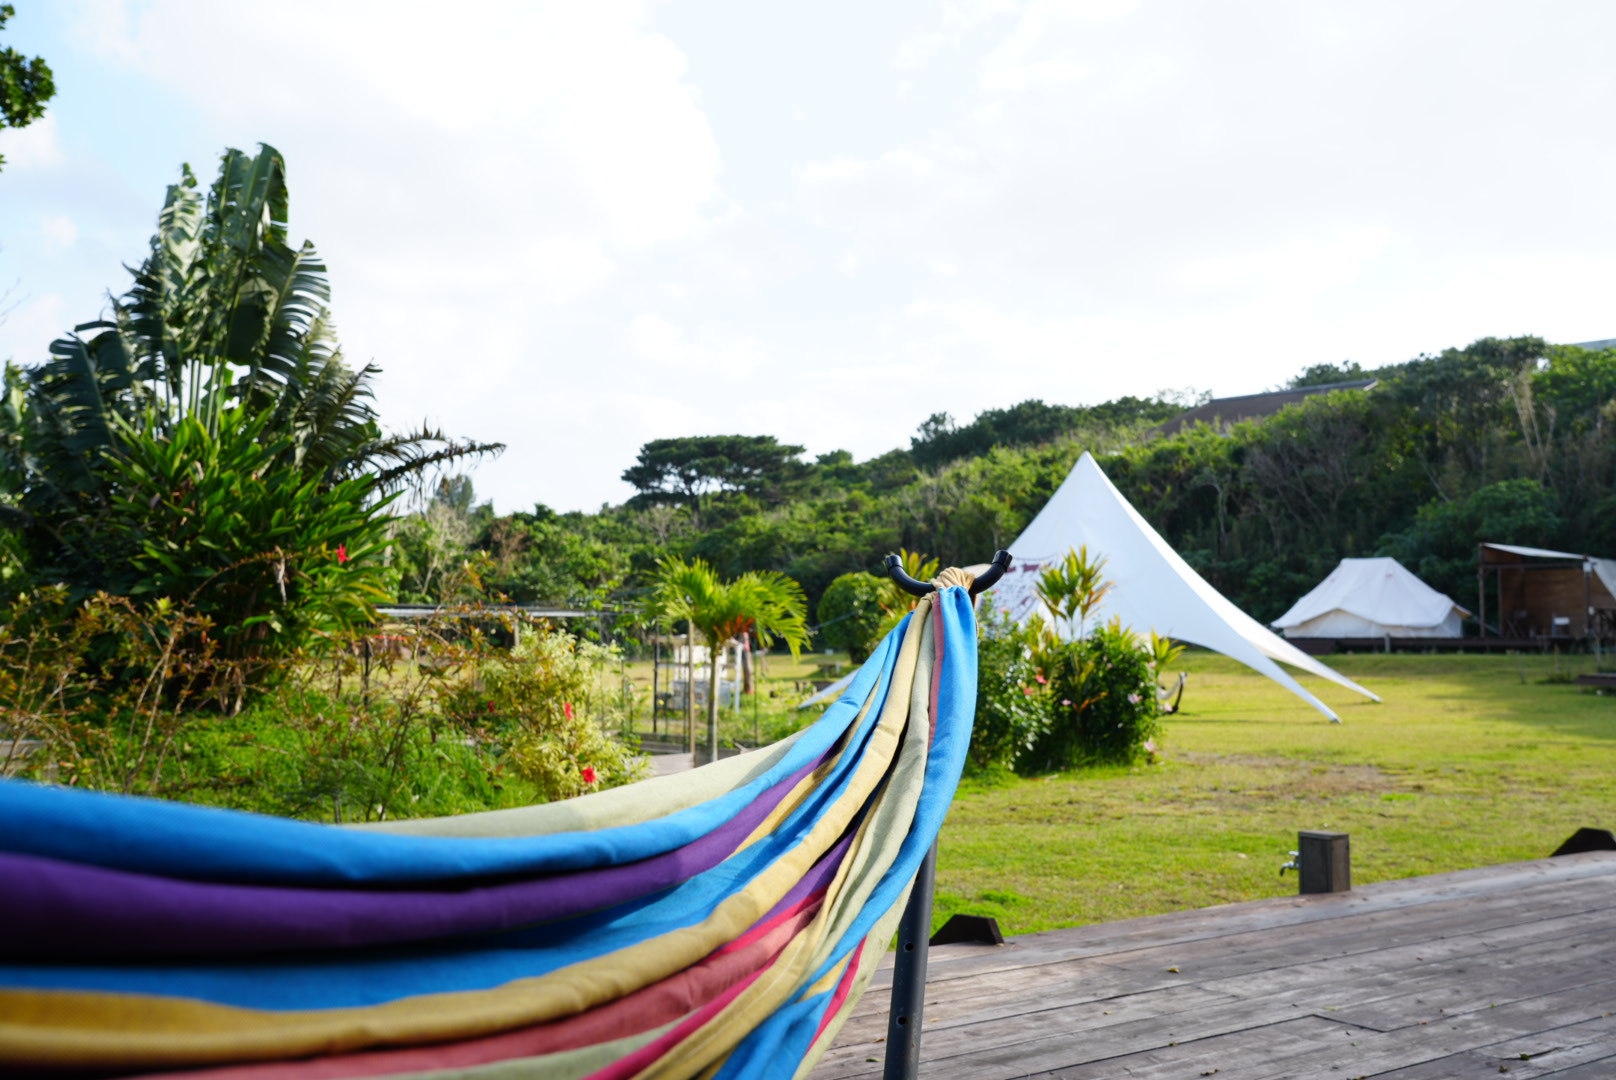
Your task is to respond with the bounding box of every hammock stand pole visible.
[881,549,1012,1080]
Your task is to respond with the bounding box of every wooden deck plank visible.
[867,853,1616,989]
[1021,1016,1364,1079]
[1244,983,1616,1080]
[829,892,1616,1049]
[844,875,1616,1031]
[810,852,1616,1080]
[1374,1013,1616,1079]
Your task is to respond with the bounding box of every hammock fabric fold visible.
[0,582,980,1080]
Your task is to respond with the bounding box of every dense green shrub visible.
[440,625,647,801]
[815,571,886,661]
[969,607,1050,772]
[104,408,395,665]
[1379,478,1561,603]
[2,594,646,818]
[1032,619,1161,769]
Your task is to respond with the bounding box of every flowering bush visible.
[442,624,646,802]
[1031,618,1161,769]
[969,606,1051,772]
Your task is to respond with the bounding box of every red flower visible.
[563,702,574,721]
[581,765,598,785]
[486,700,496,713]
[336,543,349,564]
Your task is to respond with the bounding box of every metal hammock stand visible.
[881,549,1012,1080]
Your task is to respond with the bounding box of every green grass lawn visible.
[935,649,1616,935]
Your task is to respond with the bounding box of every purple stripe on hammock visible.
[0,753,827,959]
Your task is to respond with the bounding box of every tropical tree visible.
[0,3,54,174]
[648,556,809,764]
[0,144,500,595]
[622,435,806,521]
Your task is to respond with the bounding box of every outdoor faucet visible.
[1279,850,1300,877]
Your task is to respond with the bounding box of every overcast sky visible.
[2,1,1614,512]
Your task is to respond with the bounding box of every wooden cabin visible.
[1476,543,1616,641]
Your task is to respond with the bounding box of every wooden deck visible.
[812,851,1616,1079]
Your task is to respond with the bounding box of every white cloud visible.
[628,313,767,379]
[9,0,1616,513]
[38,215,79,250]
[0,114,65,171]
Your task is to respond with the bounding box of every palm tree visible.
[648,557,810,764]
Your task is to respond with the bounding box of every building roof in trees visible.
[1149,378,1378,437]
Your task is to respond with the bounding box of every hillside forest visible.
[394,336,1616,635]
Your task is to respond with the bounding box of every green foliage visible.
[1286,361,1368,388]
[910,397,1181,469]
[1033,619,1161,770]
[969,608,1050,772]
[0,588,260,792]
[482,505,631,607]
[99,407,394,662]
[390,476,491,604]
[622,435,806,516]
[0,3,53,173]
[4,594,646,819]
[647,557,811,659]
[814,571,886,662]
[0,144,499,597]
[1379,479,1561,604]
[441,628,647,802]
[1035,545,1114,639]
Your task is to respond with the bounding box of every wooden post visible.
[1297,831,1351,894]
[1585,560,1593,642]
[1477,545,1486,639]
[740,631,754,695]
[651,637,659,738]
[685,628,695,755]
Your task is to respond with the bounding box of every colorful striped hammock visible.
[0,579,979,1079]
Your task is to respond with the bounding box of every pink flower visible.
[336,543,349,564]
[1034,673,1047,685]
[1127,693,1142,705]
[1021,686,1035,696]
[581,765,598,785]
[563,702,575,721]
[1143,740,1157,753]
[1061,698,1073,707]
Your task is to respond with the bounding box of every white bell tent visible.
[991,452,1378,722]
[1273,557,1468,639]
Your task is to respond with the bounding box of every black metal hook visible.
[883,549,1013,599]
